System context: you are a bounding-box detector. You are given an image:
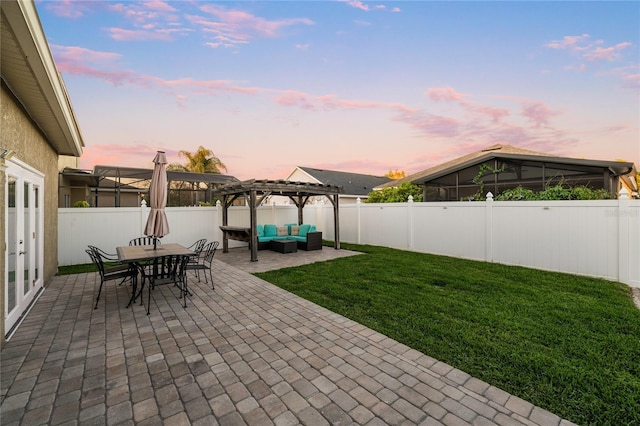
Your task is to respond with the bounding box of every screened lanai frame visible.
[416,154,635,202]
[60,166,239,207]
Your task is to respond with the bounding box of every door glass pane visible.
[34,185,40,281]
[7,176,16,311]
[24,182,30,294]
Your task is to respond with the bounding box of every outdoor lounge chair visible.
[86,246,137,309]
[142,254,190,315]
[186,241,218,289]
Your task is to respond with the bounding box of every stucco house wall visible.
[2,85,60,276]
[1,0,83,348]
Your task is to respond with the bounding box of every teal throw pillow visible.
[264,224,277,237]
[299,224,311,237]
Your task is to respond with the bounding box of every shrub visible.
[495,186,537,201]
[366,182,423,203]
[73,200,90,208]
[494,185,614,201]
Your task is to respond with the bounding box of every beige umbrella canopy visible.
[145,151,170,248]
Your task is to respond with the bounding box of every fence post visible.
[356,197,362,244]
[215,200,222,242]
[618,188,630,285]
[485,192,493,262]
[407,195,414,250]
[140,199,148,235]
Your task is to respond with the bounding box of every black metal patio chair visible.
[186,241,218,289]
[186,238,207,267]
[142,254,190,315]
[86,246,137,309]
[129,237,160,246]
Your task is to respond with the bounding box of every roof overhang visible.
[412,152,635,185]
[1,0,83,156]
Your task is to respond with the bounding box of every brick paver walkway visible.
[1,249,576,425]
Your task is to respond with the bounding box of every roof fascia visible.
[3,0,83,156]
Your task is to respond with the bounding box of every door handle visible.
[19,251,26,255]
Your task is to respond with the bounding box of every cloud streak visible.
[546,34,632,62]
[52,44,582,163]
[187,4,314,49]
[340,0,401,13]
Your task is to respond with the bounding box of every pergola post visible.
[297,194,304,225]
[222,194,229,253]
[249,189,258,262]
[333,193,340,250]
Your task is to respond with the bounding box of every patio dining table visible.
[116,243,194,307]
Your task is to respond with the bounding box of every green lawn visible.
[255,243,640,426]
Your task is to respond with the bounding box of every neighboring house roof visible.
[1,0,83,156]
[377,144,636,189]
[290,166,392,197]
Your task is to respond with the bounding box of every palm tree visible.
[175,146,227,174]
[167,146,227,205]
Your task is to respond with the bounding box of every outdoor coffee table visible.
[270,239,297,254]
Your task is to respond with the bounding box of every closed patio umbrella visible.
[145,151,170,249]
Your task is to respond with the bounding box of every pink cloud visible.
[44,0,92,18]
[340,0,399,13]
[273,91,417,114]
[394,110,460,138]
[466,104,510,122]
[343,0,372,11]
[545,34,590,50]
[520,101,558,128]
[427,87,467,102]
[142,1,177,13]
[51,45,122,64]
[105,2,186,42]
[108,27,173,41]
[583,42,632,61]
[427,87,509,122]
[545,34,633,63]
[193,4,313,48]
[623,73,640,89]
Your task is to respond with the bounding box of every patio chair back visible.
[186,241,218,289]
[145,254,190,315]
[129,237,160,246]
[187,238,207,264]
[86,246,135,309]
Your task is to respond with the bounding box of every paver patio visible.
[1,248,576,425]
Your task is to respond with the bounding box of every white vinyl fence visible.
[58,194,640,288]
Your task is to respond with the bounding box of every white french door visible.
[5,159,44,337]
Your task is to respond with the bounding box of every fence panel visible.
[359,203,409,249]
[491,201,619,279]
[57,199,640,287]
[411,202,486,260]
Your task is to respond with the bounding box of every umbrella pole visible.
[153,237,157,250]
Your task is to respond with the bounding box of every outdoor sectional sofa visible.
[257,224,322,251]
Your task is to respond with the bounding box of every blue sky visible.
[37,1,639,180]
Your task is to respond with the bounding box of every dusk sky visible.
[37,1,639,180]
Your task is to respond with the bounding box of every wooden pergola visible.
[214,179,343,262]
